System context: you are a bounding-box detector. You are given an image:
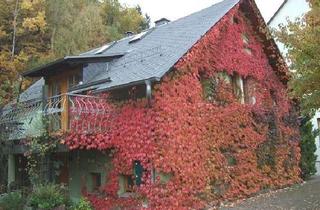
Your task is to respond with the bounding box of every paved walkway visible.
[220,176,320,210]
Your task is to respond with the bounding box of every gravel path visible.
[220,176,320,210]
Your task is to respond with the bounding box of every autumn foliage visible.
[64,3,301,209]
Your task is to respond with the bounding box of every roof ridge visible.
[163,0,238,26]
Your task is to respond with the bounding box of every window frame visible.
[90,172,102,192]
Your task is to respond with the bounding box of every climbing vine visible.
[23,124,60,186]
[64,2,301,209]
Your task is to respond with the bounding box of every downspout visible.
[145,80,152,107]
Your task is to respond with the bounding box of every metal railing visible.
[45,93,112,133]
[0,93,112,140]
[0,99,43,140]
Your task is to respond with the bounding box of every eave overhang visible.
[22,53,125,78]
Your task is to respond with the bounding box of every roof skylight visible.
[95,44,111,54]
[129,31,148,44]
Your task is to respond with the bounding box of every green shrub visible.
[72,198,92,210]
[300,120,318,179]
[29,184,70,210]
[0,191,25,210]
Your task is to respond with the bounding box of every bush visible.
[72,198,92,210]
[300,120,318,179]
[0,191,25,210]
[29,184,70,210]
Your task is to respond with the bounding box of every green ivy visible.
[72,197,93,210]
[24,118,59,185]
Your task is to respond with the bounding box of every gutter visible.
[93,77,161,93]
[69,77,112,93]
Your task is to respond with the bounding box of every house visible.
[267,0,320,175]
[0,0,301,208]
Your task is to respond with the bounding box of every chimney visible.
[155,18,170,27]
[125,31,134,37]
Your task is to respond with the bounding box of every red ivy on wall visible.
[64,4,301,209]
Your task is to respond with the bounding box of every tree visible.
[275,0,320,114]
[0,0,49,106]
[45,0,150,57]
[101,0,150,39]
[300,119,318,179]
[136,5,151,31]
[45,0,109,57]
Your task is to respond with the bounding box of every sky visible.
[118,0,285,24]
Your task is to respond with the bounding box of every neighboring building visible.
[267,0,320,175]
[0,0,301,208]
[311,112,320,175]
[268,0,310,53]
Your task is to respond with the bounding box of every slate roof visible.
[76,0,240,92]
[19,78,44,102]
[21,0,240,99]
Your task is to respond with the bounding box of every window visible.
[129,31,148,43]
[51,82,61,96]
[200,72,231,102]
[243,77,256,105]
[200,72,253,105]
[242,34,249,45]
[242,33,252,55]
[123,175,135,192]
[244,48,252,55]
[68,71,83,89]
[232,73,245,104]
[317,118,320,130]
[231,16,240,24]
[49,81,62,131]
[90,173,102,192]
[94,43,112,54]
[121,161,144,194]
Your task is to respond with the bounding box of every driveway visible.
[220,176,320,210]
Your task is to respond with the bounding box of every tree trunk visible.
[51,27,56,53]
[11,0,20,60]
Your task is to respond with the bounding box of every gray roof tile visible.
[19,78,44,102]
[83,0,240,91]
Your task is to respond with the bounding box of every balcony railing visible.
[0,94,112,141]
[0,99,43,140]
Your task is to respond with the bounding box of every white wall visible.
[269,0,310,54]
[269,0,320,175]
[311,113,320,175]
